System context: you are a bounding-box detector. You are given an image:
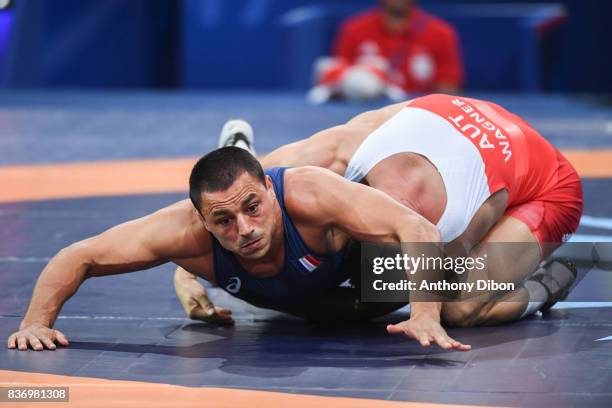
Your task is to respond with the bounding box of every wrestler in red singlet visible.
[410,94,583,252]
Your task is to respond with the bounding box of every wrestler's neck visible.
[237,204,285,278]
[382,6,414,34]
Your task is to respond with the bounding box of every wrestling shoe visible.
[218,119,256,156]
[529,258,577,312]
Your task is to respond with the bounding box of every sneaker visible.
[218,119,256,156]
[530,258,577,312]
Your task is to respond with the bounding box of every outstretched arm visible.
[286,166,439,247]
[285,167,470,351]
[7,200,211,351]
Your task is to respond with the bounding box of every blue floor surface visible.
[1,92,612,407]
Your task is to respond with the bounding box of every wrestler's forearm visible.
[173,266,197,286]
[20,246,89,329]
[398,226,443,321]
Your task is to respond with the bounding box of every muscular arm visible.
[286,167,469,350]
[285,166,440,245]
[260,126,349,175]
[11,200,212,349]
[261,102,408,174]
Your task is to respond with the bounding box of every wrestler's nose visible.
[236,214,254,237]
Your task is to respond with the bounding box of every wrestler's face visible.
[200,172,279,260]
[379,0,414,17]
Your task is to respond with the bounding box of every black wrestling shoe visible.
[530,258,577,313]
[218,119,256,155]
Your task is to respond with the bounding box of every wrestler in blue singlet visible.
[212,167,349,311]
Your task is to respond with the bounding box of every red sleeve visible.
[432,23,464,89]
[332,20,359,63]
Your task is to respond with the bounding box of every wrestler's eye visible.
[217,218,231,226]
[247,203,259,214]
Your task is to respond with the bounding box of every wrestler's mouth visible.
[241,237,263,251]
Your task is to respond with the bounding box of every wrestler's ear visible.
[265,175,273,190]
[264,176,276,201]
[196,209,210,230]
[201,215,210,231]
[195,200,211,230]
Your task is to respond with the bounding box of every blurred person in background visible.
[309,0,464,103]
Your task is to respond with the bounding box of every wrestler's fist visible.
[174,270,234,325]
[387,315,471,351]
[7,323,69,351]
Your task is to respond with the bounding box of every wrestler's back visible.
[344,95,564,215]
[341,102,449,224]
[476,98,564,204]
[408,94,565,206]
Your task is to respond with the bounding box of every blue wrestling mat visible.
[1,92,612,407]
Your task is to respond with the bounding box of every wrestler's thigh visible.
[470,214,542,283]
[444,215,537,301]
[442,215,541,325]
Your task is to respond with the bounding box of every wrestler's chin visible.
[238,237,268,259]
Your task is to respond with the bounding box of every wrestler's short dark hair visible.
[189,147,265,213]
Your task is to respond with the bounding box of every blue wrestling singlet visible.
[212,167,349,310]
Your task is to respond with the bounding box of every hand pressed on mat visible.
[174,266,234,325]
[7,323,69,351]
[387,302,471,351]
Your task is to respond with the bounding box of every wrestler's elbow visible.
[397,216,441,243]
[59,240,97,278]
[416,222,441,243]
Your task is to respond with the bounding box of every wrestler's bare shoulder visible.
[151,199,213,257]
[281,167,351,252]
[281,167,341,220]
[154,199,199,227]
